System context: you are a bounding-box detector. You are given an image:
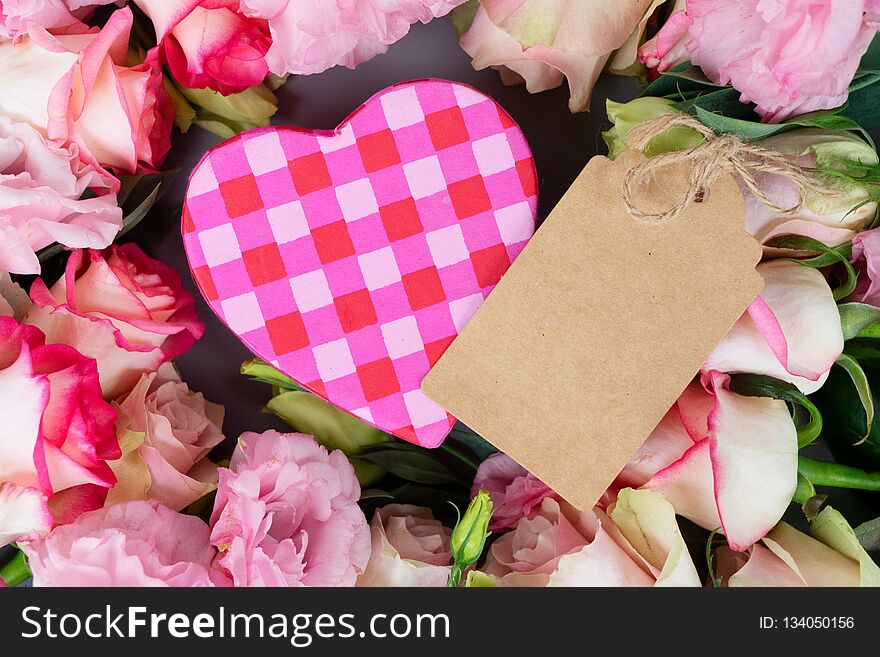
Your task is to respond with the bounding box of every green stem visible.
[446,564,464,588]
[439,444,480,471]
[0,549,30,587]
[798,456,880,492]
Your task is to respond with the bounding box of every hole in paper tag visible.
[422,150,764,509]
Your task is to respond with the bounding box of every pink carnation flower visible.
[472,453,557,530]
[24,500,225,586]
[210,430,370,587]
[239,0,467,76]
[642,0,880,122]
[24,244,204,399]
[0,116,121,275]
[0,317,119,547]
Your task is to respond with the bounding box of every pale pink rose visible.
[358,504,451,587]
[134,0,271,95]
[0,8,173,174]
[239,0,466,76]
[616,370,798,552]
[483,489,700,587]
[210,431,370,587]
[24,500,226,586]
[106,363,225,511]
[704,260,844,395]
[0,0,119,38]
[0,316,119,547]
[851,226,880,306]
[24,244,204,400]
[460,0,651,112]
[644,0,880,122]
[471,453,556,530]
[0,116,121,275]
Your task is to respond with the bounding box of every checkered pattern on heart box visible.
[183,80,538,448]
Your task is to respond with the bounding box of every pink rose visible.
[459,0,652,112]
[851,226,880,306]
[0,317,119,547]
[0,8,173,174]
[0,116,121,275]
[471,453,556,530]
[644,0,880,122]
[357,504,451,587]
[24,244,204,400]
[616,370,798,551]
[0,0,119,38]
[24,500,225,586]
[483,489,699,587]
[134,0,272,95]
[210,430,370,587]
[106,363,225,511]
[704,261,844,394]
[239,0,466,76]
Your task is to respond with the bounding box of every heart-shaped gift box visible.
[182,79,537,447]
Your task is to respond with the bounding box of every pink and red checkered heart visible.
[182,79,537,447]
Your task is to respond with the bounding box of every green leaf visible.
[857,34,880,75]
[358,488,394,502]
[449,0,479,36]
[810,365,880,468]
[361,446,459,485]
[641,62,724,101]
[792,472,817,506]
[446,424,497,461]
[834,354,874,442]
[842,76,880,132]
[854,515,880,553]
[764,235,857,301]
[389,483,469,508]
[837,303,880,340]
[844,340,880,360]
[728,374,823,448]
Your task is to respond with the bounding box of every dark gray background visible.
[131,18,641,442]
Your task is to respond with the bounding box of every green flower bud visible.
[266,390,389,455]
[465,570,497,587]
[603,97,704,159]
[450,490,493,567]
[175,80,278,139]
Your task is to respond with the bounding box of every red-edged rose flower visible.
[0,317,119,547]
[23,244,204,400]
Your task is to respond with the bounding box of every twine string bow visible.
[621,113,827,225]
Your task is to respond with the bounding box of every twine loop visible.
[622,113,828,225]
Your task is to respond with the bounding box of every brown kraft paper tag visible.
[421,149,764,510]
